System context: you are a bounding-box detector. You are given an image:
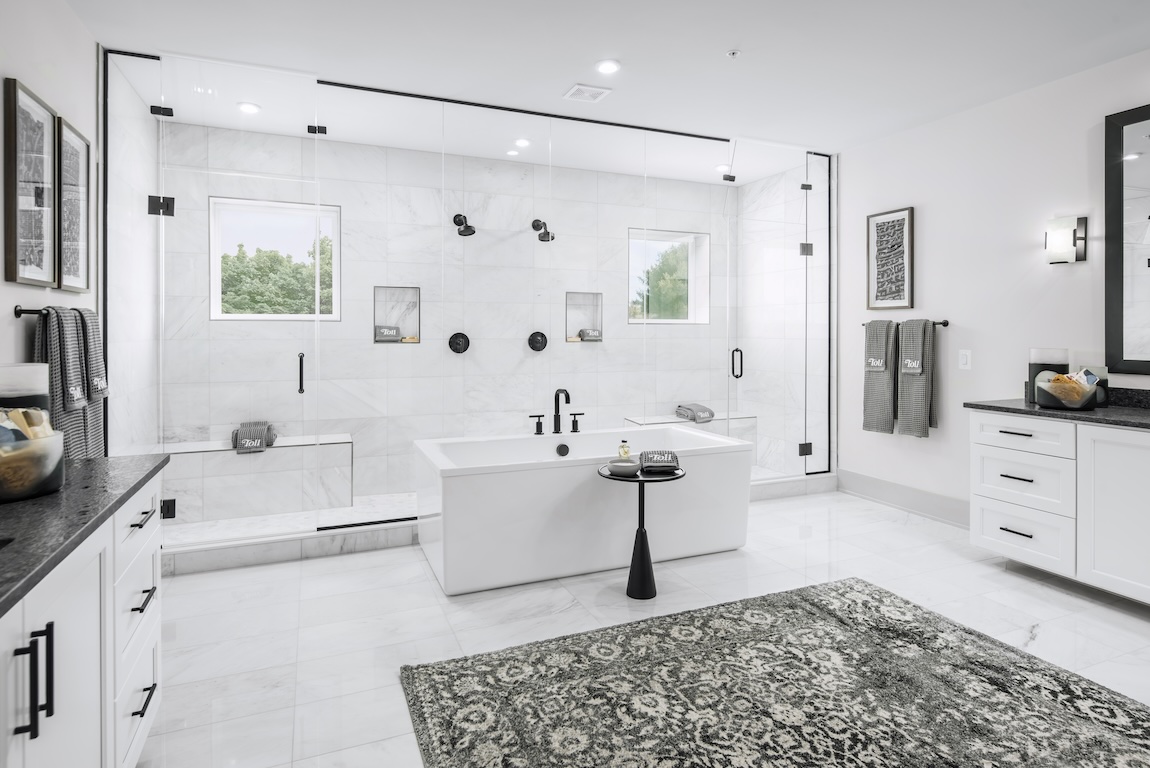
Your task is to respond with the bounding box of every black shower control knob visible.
[528,331,547,351]
[449,332,470,354]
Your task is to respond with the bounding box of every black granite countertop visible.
[963,399,1150,430]
[0,454,168,616]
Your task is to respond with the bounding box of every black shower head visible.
[453,214,475,237]
[532,219,555,242]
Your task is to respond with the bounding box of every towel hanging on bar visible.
[897,319,938,437]
[862,320,898,434]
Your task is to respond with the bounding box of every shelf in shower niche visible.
[374,286,420,343]
[566,291,603,342]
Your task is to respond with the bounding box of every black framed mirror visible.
[1105,103,1150,374]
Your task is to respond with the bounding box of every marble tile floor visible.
[162,493,418,549]
[141,491,1150,768]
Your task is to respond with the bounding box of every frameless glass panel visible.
[158,55,319,539]
[105,53,164,457]
[313,85,445,515]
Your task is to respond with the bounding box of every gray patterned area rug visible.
[401,578,1150,767]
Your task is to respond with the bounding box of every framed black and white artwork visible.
[4,79,57,287]
[56,117,90,292]
[866,207,914,309]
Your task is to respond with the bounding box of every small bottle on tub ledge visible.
[618,439,630,459]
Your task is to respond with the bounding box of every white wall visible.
[838,47,1150,509]
[0,0,97,363]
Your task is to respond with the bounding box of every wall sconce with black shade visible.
[453,214,475,236]
[1045,216,1087,264]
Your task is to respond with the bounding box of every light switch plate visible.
[958,349,972,370]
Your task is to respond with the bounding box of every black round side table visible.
[598,465,686,600]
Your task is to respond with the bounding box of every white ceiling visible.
[84,0,1150,168]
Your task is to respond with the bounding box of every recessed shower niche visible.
[566,292,603,342]
[374,286,420,343]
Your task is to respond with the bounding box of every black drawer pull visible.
[130,506,157,530]
[999,526,1034,539]
[29,622,53,717]
[132,587,158,614]
[998,429,1033,438]
[999,473,1034,484]
[12,637,39,739]
[132,683,158,718]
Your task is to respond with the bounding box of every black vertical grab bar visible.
[731,348,744,379]
[298,353,305,394]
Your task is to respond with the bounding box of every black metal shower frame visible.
[100,47,833,475]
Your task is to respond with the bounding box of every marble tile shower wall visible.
[159,125,741,496]
[736,166,831,476]
[106,61,161,455]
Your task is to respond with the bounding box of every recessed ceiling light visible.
[715,164,731,173]
[596,59,621,75]
[506,150,519,156]
[237,102,261,114]
[726,49,741,59]
[1124,152,1143,161]
[515,139,530,148]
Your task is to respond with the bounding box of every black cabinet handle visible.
[29,622,53,718]
[130,506,157,530]
[999,526,1034,539]
[132,683,158,718]
[13,636,39,739]
[731,348,743,379]
[998,429,1033,438]
[132,587,158,615]
[298,352,305,394]
[999,473,1034,484]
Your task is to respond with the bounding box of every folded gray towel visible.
[34,308,89,458]
[233,421,277,454]
[897,319,938,437]
[862,320,898,434]
[76,308,109,401]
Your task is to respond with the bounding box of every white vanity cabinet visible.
[2,463,165,768]
[968,408,1150,604]
[1076,424,1150,605]
[1,521,112,768]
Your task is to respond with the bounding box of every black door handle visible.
[999,526,1034,539]
[999,473,1034,484]
[29,622,53,718]
[13,636,39,738]
[298,353,305,394]
[731,348,743,379]
[130,506,157,529]
[132,683,158,718]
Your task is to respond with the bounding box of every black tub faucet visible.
[553,389,570,434]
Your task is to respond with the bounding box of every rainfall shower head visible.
[532,219,555,242]
[453,214,475,236]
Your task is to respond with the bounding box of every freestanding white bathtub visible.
[414,425,751,595]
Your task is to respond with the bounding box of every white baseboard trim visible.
[837,470,968,528]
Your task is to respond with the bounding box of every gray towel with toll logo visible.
[862,320,898,434]
[897,319,938,437]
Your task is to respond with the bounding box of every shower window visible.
[208,197,342,320]
[627,228,710,323]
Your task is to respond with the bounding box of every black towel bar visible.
[13,306,48,318]
[861,319,948,327]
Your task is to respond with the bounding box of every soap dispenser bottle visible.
[618,439,631,459]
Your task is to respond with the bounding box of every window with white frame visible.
[209,197,341,320]
[627,228,710,324]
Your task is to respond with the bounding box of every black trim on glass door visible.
[317,80,730,144]
[1105,103,1150,374]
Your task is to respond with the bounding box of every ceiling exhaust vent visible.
[563,83,612,103]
